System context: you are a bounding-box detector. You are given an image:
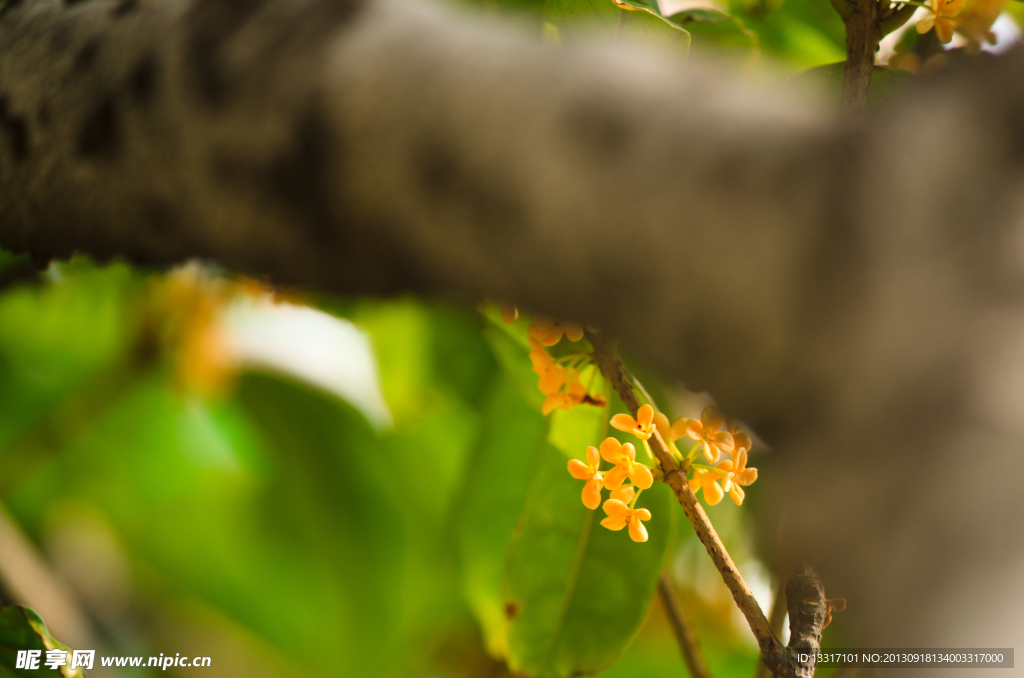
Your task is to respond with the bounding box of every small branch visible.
[587,333,781,662]
[769,565,828,678]
[755,572,792,678]
[841,0,882,113]
[658,572,712,678]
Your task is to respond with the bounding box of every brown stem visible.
[587,332,831,677]
[658,572,712,678]
[755,572,792,678]
[841,0,882,114]
[587,332,780,661]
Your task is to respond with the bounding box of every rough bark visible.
[2,0,1024,666]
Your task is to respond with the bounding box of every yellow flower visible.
[599,437,654,490]
[726,419,752,454]
[528,315,585,347]
[916,0,966,44]
[542,376,587,414]
[610,403,656,441]
[610,485,635,504]
[688,466,727,505]
[501,302,519,324]
[529,339,567,396]
[684,405,734,464]
[719,448,758,505]
[600,499,652,542]
[568,446,604,509]
[653,412,688,443]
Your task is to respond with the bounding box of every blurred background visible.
[1,0,1022,674]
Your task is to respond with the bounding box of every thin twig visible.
[587,332,780,660]
[658,572,712,678]
[587,332,831,677]
[755,567,794,678]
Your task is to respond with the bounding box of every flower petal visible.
[713,430,735,453]
[670,417,688,441]
[582,479,602,509]
[630,463,654,490]
[704,480,724,505]
[542,394,564,415]
[737,468,758,486]
[603,465,628,490]
[653,412,672,440]
[734,448,748,472]
[568,458,592,480]
[586,445,601,472]
[702,441,719,464]
[935,16,953,42]
[637,404,654,429]
[599,437,623,464]
[610,486,635,504]
[634,508,652,521]
[621,442,636,462]
[628,516,649,542]
[610,413,637,433]
[701,405,724,431]
[917,15,935,33]
[603,498,629,516]
[729,484,746,505]
[564,323,585,342]
[685,419,703,439]
[601,516,627,531]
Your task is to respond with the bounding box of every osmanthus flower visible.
[611,403,656,441]
[719,447,758,505]
[568,446,604,509]
[726,419,752,455]
[601,499,652,542]
[916,0,966,44]
[529,339,567,396]
[684,405,735,464]
[689,466,727,505]
[653,412,688,443]
[610,485,635,504]
[542,376,587,415]
[528,316,585,347]
[599,437,654,490]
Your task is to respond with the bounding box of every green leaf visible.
[483,322,545,412]
[458,376,548,658]
[777,62,914,108]
[547,365,608,459]
[502,445,674,677]
[0,606,85,678]
[542,0,690,54]
[880,2,917,36]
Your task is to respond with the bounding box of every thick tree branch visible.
[1,0,1024,657]
[841,0,882,113]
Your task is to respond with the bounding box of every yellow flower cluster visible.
[915,0,966,44]
[521,314,607,415]
[567,403,761,544]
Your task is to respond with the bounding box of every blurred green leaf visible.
[543,0,691,53]
[503,446,674,678]
[458,376,548,658]
[0,606,84,678]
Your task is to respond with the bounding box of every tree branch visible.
[587,333,782,665]
[841,0,882,113]
[658,572,712,678]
